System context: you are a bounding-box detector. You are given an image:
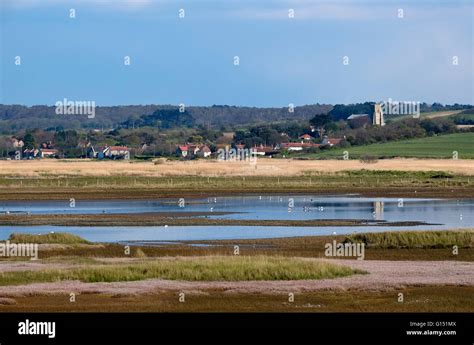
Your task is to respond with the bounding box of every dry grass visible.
[1,158,474,177]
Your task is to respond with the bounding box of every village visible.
[2,132,346,161]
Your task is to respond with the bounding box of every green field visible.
[316,133,474,159]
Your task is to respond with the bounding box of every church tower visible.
[373,103,385,126]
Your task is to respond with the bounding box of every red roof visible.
[178,145,188,151]
[299,134,312,139]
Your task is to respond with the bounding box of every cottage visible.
[177,145,189,157]
[280,142,304,151]
[197,145,212,158]
[321,136,343,147]
[105,146,130,159]
[40,149,58,158]
[299,134,313,141]
[252,145,275,156]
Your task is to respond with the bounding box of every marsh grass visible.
[345,230,473,249]
[8,233,91,245]
[0,256,364,286]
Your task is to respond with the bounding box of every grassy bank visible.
[13,231,474,262]
[345,230,474,249]
[0,214,430,227]
[1,170,474,200]
[0,256,363,286]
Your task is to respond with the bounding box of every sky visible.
[0,0,473,107]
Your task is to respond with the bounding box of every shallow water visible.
[0,195,472,242]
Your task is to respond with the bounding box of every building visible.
[279,142,321,151]
[299,134,313,141]
[321,136,343,147]
[373,104,385,126]
[177,145,189,157]
[197,145,212,158]
[279,142,304,151]
[89,146,130,159]
[40,149,58,158]
[252,144,275,156]
[347,114,370,128]
[106,146,130,159]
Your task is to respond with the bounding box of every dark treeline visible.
[342,118,459,146]
[0,104,332,133]
[328,102,473,121]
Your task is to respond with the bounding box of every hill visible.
[317,132,474,159]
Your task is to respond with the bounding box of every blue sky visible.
[1,0,473,107]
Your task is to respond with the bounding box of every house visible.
[88,146,129,159]
[299,134,313,141]
[105,146,130,159]
[40,149,58,158]
[197,145,212,158]
[279,142,321,151]
[279,142,304,151]
[252,144,275,156]
[177,145,189,157]
[177,144,213,158]
[321,136,343,147]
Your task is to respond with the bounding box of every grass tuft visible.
[345,230,473,249]
[8,232,91,245]
[0,256,364,286]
